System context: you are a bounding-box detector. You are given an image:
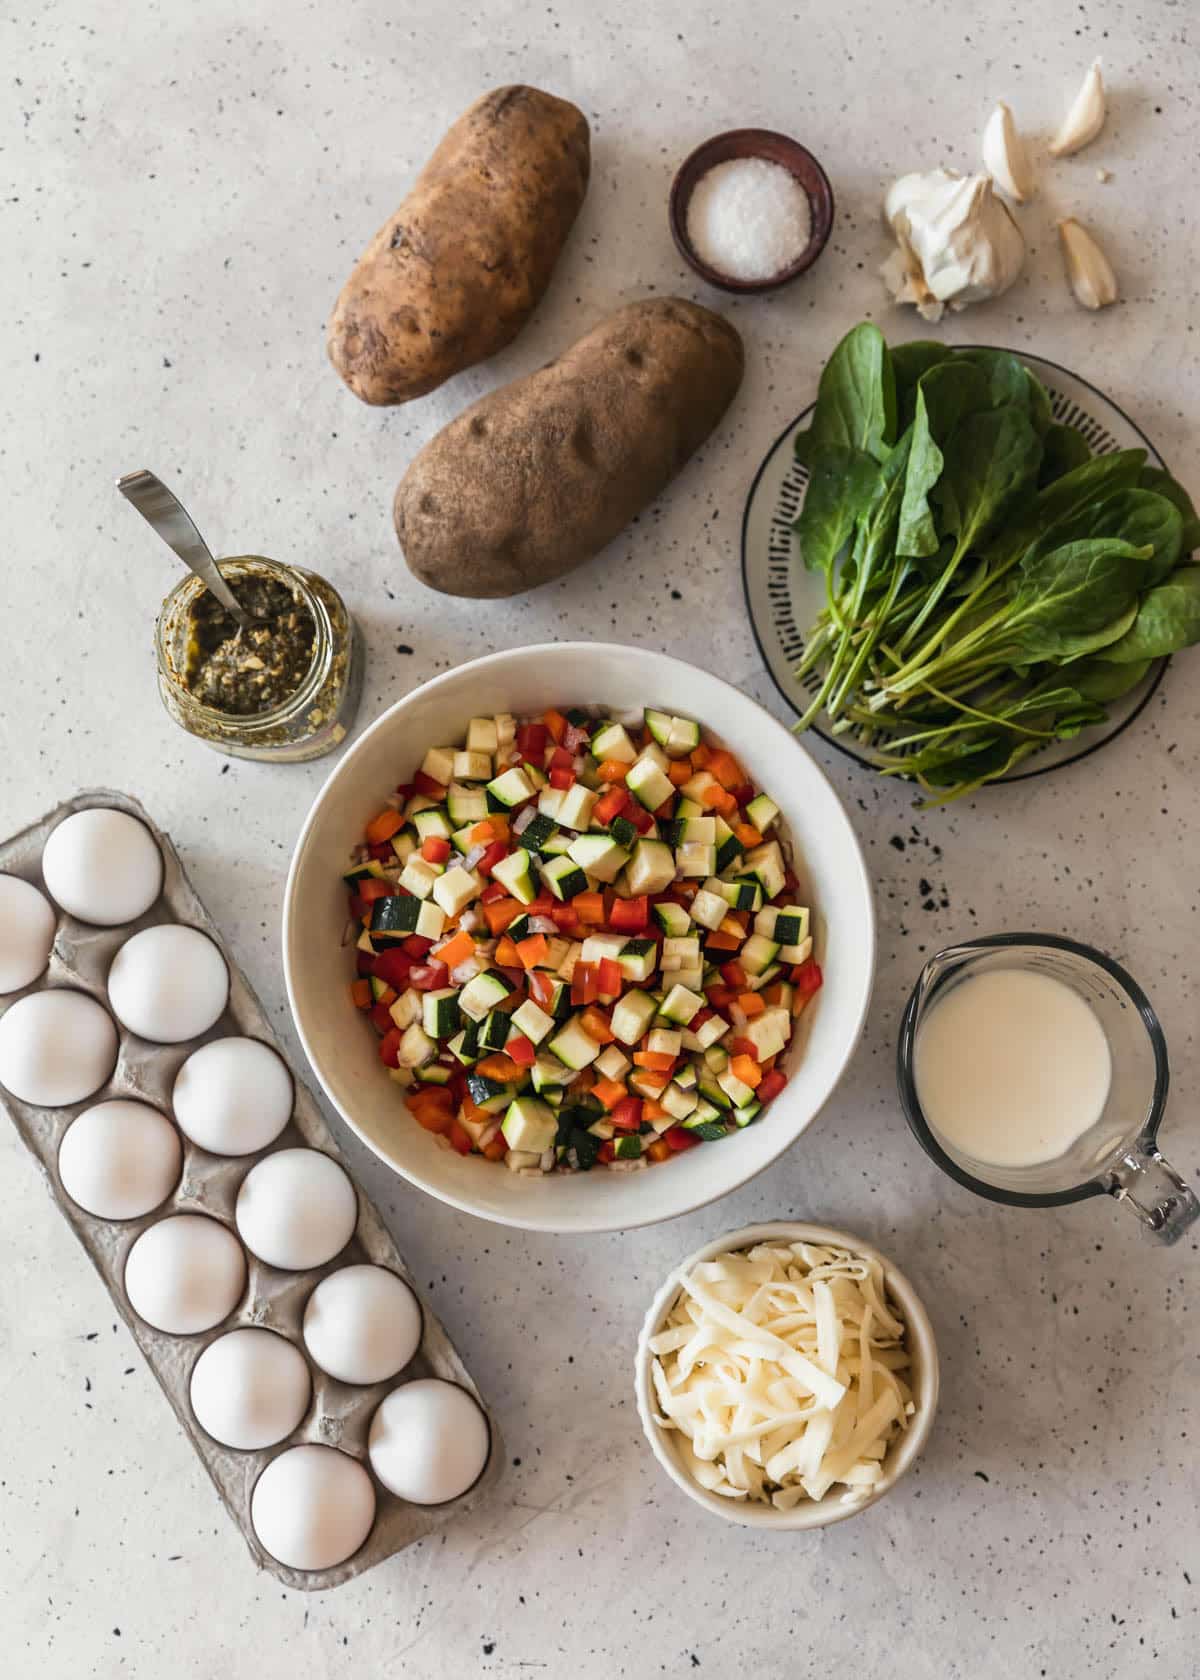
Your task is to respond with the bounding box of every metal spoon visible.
[117,469,254,631]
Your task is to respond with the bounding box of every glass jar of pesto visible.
[155,557,363,762]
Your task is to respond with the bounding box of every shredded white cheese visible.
[649,1241,913,1509]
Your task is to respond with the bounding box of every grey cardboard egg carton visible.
[0,789,500,1590]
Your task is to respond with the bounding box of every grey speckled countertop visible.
[1,1,1197,1675]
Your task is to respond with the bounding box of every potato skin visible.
[328,85,589,406]
[393,298,745,598]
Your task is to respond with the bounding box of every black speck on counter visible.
[974,1470,990,1482]
[670,588,682,600]
[396,644,414,655]
[889,835,905,851]
[919,877,932,895]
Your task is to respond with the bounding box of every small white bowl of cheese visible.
[634,1221,939,1528]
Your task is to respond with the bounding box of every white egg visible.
[124,1213,246,1335]
[0,989,118,1107]
[58,1100,182,1220]
[189,1327,311,1450]
[368,1379,490,1505]
[235,1148,357,1271]
[41,808,163,926]
[172,1036,292,1156]
[0,874,57,993]
[108,924,229,1043]
[303,1265,422,1386]
[251,1444,375,1571]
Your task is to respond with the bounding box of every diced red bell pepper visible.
[792,958,823,1000]
[348,892,370,920]
[608,895,648,933]
[706,983,737,1011]
[528,970,556,1007]
[368,841,394,862]
[729,1036,759,1060]
[476,840,509,877]
[720,960,748,989]
[580,1005,614,1044]
[610,1096,643,1132]
[394,782,414,800]
[664,1126,701,1152]
[549,765,576,790]
[627,802,654,834]
[526,893,556,917]
[596,957,623,997]
[782,870,801,897]
[447,1120,474,1156]
[507,1034,536,1067]
[421,836,451,865]
[549,745,574,771]
[355,949,377,977]
[360,877,394,903]
[378,1027,403,1068]
[594,787,630,824]
[597,1139,616,1164]
[403,934,433,958]
[496,965,526,990]
[368,1002,395,1035]
[480,879,508,904]
[571,962,600,1007]
[371,946,413,989]
[413,770,447,799]
[548,901,580,931]
[517,722,548,762]
[757,1068,788,1104]
[409,961,449,991]
[688,1005,714,1029]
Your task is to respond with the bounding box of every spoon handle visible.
[117,469,253,631]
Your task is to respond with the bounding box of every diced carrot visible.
[633,1050,676,1073]
[482,1135,508,1161]
[494,936,521,968]
[374,984,397,1008]
[762,982,789,1007]
[515,933,548,970]
[724,912,749,935]
[642,1097,671,1123]
[574,891,606,926]
[484,898,526,936]
[647,1138,672,1163]
[595,758,629,784]
[591,1077,627,1111]
[673,880,698,900]
[631,1067,670,1095]
[468,819,497,844]
[690,742,711,768]
[734,822,763,849]
[350,979,372,1009]
[434,928,475,971]
[460,1095,491,1124]
[700,784,738,816]
[705,926,742,951]
[447,1121,474,1156]
[365,808,404,844]
[580,1005,614,1044]
[475,1053,523,1083]
[731,1054,762,1089]
[412,1104,453,1134]
[707,749,744,790]
[738,991,766,1019]
[667,759,692,786]
[543,708,568,744]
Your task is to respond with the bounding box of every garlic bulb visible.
[1050,59,1106,156]
[1058,217,1118,309]
[982,102,1036,201]
[881,169,1026,322]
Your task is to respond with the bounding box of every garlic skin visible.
[881,169,1026,322]
[1058,217,1119,309]
[982,102,1036,202]
[1050,59,1106,156]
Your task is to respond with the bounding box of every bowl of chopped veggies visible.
[283,643,874,1233]
[634,1222,939,1527]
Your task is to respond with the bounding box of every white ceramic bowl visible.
[634,1221,940,1528]
[284,644,874,1234]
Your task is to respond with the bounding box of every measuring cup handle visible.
[1108,1145,1199,1244]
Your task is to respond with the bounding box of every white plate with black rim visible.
[741,348,1170,783]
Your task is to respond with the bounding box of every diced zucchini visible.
[674,797,703,819]
[653,901,692,937]
[666,715,701,757]
[626,757,674,812]
[412,806,452,841]
[680,769,720,804]
[681,1013,728,1052]
[398,855,444,899]
[639,741,670,773]
[467,717,499,755]
[658,983,704,1026]
[744,1007,791,1061]
[740,933,781,976]
[608,814,639,849]
[422,989,461,1039]
[580,932,627,966]
[643,709,674,751]
[674,1061,698,1090]
[713,817,743,875]
[661,936,701,973]
[458,968,513,1022]
[465,1072,517,1113]
[711,875,762,912]
[732,1100,762,1128]
[494,713,516,747]
[682,1097,722,1129]
[737,840,786,901]
[555,784,597,831]
[541,832,574,857]
[396,1022,436,1068]
[531,1054,574,1092]
[390,830,417,865]
[611,989,658,1045]
[549,1016,603,1070]
[660,1081,699,1120]
[663,816,716,846]
[717,1065,756,1108]
[370,895,445,945]
[537,786,565,821]
[446,783,488,826]
[487,765,536,808]
[647,1027,682,1057]
[625,839,675,895]
[343,859,386,887]
[516,812,558,854]
[689,887,728,931]
[403,794,438,818]
[448,1021,482,1065]
[676,842,715,878]
[431,865,483,918]
[697,1073,731,1110]
[478,1010,512,1052]
[755,905,810,947]
[512,997,555,1044]
[414,1062,451,1085]
[612,1134,644,1160]
[567,832,629,883]
[540,854,588,901]
[369,975,392,1002]
[356,927,374,953]
[501,1097,558,1154]
[704,1044,730,1072]
[617,938,657,984]
[388,988,423,1031]
[420,746,456,787]
[594,1044,631,1080]
[591,720,637,764]
[744,793,779,833]
[491,848,537,904]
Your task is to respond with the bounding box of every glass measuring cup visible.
[897,934,1198,1244]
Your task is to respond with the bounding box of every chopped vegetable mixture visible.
[344,707,822,1172]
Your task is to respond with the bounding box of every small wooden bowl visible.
[669,129,835,295]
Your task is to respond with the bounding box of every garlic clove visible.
[1050,59,1106,157]
[1058,217,1118,310]
[982,102,1036,201]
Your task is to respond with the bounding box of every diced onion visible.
[528,915,558,935]
[463,843,488,870]
[513,807,536,835]
[450,957,482,984]
[459,908,480,933]
[730,1004,748,1031]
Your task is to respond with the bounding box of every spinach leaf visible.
[935,406,1043,554]
[794,445,880,574]
[1139,466,1200,555]
[897,391,944,559]
[1039,423,1092,486]
[892,340,952,428]
[1023,487,1182,588]
[1099,567,1200,663]
[957,349,1052,435]
[794,323,896,467]
[1070,656,1153,700]
[1007,539,1151,660]
[1032,449,1147,527]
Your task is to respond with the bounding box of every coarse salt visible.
[687,157,812,282]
